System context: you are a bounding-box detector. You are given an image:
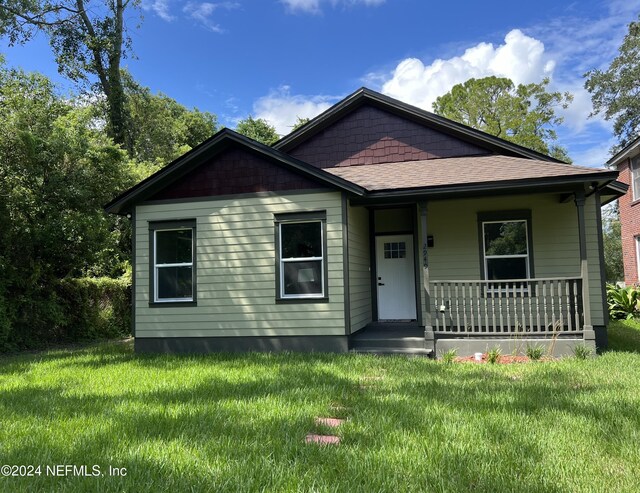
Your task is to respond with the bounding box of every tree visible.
[292,116,311,131]
[235,116,279,145]
[432,76,573,161]
[603,215,624,282]
[0,0,139,146]
[0,62,141,348]
[585,16,640,150]
[122,73,218,164]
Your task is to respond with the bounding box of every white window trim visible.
[153,227,194,303]
[482,219,531,283]
[279,220,325,299]
[632,156,640,201]
[636,236,640,282]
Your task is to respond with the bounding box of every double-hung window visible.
[149,220,196,305]
[275,212,327,301]
[632,156,640,201]
[479,211,533,291]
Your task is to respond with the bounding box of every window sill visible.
[148,301,197,308]
[276,297,329,304]
[631,198,640,207]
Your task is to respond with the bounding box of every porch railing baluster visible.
[573,279,580,331]
[520,282,525,332]
[564,281,573,332]
[428,277,583,335]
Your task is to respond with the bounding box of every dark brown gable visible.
[288,104,490,168]
[149,146,326,201]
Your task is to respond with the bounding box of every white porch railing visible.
[429,277,583,335]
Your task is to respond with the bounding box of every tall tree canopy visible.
[0,62,144,347]
[432,76,573,161]
[121,73,218,164]
[585,16,640,150]
[0,0,139,147]
[235,116,279,145]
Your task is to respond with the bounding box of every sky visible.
[1,0,639,167]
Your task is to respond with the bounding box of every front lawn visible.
[607,318,640,353]
[1,335,640,492]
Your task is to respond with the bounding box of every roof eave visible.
[607,135,640,165]
[359,171,619,200]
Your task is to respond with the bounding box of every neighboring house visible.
[608,136,640,285]
[106,88,625,357]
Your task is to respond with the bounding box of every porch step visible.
[350,347,433,356]
[350,336,426,349]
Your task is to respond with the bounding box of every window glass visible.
[483,220,529,281]
[157,266,193,299]
[484,222,527,256]
[384,241,406,259]
[281,222,322,258]
[486,258,527,280]
[283,261,322,295]
[632,157,640,201]
[154,227,194,301]
[279,220,324,298]
[156,229,193,264]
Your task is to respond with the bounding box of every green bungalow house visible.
[105,88,626,357]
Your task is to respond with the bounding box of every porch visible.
[345,190,604,357]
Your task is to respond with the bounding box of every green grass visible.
[608,318,640,353]
[1,337,640,492]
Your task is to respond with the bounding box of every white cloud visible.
[281,0,385,14]
[567,137,618,167]
[379,29,554,114]
[252,86,340,135]
[183,2,240,32]
[142,0,175,21]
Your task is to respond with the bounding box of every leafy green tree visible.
[292,116,311,131]
[0,63,141,348]
[585,16,640,150]
[602,205,624,282]
[121,73,218,164]
[0,0,139,147]
[235,116,280,145]
[433,76,573,161]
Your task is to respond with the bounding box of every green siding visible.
[426,193,605,327]
[348,204,372,332]
[135,192,345,338]
[585,195,605,326]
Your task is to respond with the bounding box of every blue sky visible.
[2,0,639,166]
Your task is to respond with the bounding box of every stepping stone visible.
[305,434,340,445]
[329,404,348,412]
[315,417,345,427]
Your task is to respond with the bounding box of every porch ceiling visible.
[326,155,616,193]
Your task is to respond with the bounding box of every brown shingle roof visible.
[325,154,611,192]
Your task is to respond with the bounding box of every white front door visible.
[375,234,417,320]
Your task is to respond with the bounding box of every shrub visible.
[56,276,131,341]
[607,284,640,320]
[573,343,594,360]
[486,346,502,364]
[440,348,457,363]
[525,344,545,361]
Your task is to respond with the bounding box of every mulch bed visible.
[455,354,550,364]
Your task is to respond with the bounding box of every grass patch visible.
[1,340,640,492]
[608,318,640,353]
